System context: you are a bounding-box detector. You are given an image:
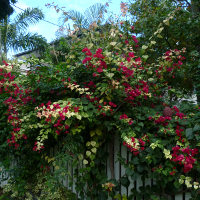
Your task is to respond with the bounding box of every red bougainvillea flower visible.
[74,106,80,112]
[132,35,138,44]
[3,60,9,66]
[120,114,128,119]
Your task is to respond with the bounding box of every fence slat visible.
[0,136,192,200]
[121,144,128,196]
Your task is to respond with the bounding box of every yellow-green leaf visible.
[157,34,163,38]
[142,55,149,60]
[83,159,88,165]
[91,148,97,154]
[142,45,148,50]
[86,151,91,157]
[110,42,117,46]
[91,141,96,147]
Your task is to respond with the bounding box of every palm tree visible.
[47,3,111,63]
[58,3,109,33]
[0,7,47,60]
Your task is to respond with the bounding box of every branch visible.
[172,0,191,8]
[164,28,172,49]
[184,0,191,7]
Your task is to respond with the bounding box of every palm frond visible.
[8,33,47,52]
[60,10,89,29]
[59,3,107,29]
[0,7,45,57]
[84,3,106,25]
[6,24,17,42]
[13,8,44,32]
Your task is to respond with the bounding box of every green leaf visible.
[148,78,154,82]
[88,43,93,48]
[110,42,117,46]
[86,151,91,157]
[125,168,134,176]
[142,45,148,50]
[83,159,88,165]
[138,122,144,127]
[106,73,114,78]
[185,128,193,140]
[142,55,149,60]
[120,176,130,187]
[135,126,141,132]
[174,180,181,189]
[76,114,82,120]
[150,41,156,45]
[91,148,97,153]
[193,124,200,132]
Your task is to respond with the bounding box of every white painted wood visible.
[0,138,192,200]
[185,193,191,199]
[121,144,128,196]
[0,166,9,187]
[175,194,183,200]
[128,152,134,195]
[114,134,120,181]
[106,144,111,180]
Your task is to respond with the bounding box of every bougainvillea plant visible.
[1,17,200,199]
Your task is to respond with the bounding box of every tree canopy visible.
[0,0,16,20]
[128,0,200,101]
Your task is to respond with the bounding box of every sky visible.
[9,0,125,57]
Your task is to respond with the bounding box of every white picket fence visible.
[0,165,9,187]
[0,135,192,200]
[51,135,191,200]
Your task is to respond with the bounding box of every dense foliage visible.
[0,0,16,20]
[0,5,200,200]
[128,0,200,101]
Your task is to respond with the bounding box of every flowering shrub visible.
[1,20,200,199]
[1,172,76,200]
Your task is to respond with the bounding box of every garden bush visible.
[0,18,200,200]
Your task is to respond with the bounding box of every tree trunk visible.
[3,16,8,59]
[0,28,3,62]
[191,0,200,104]
[0,16,8,61]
